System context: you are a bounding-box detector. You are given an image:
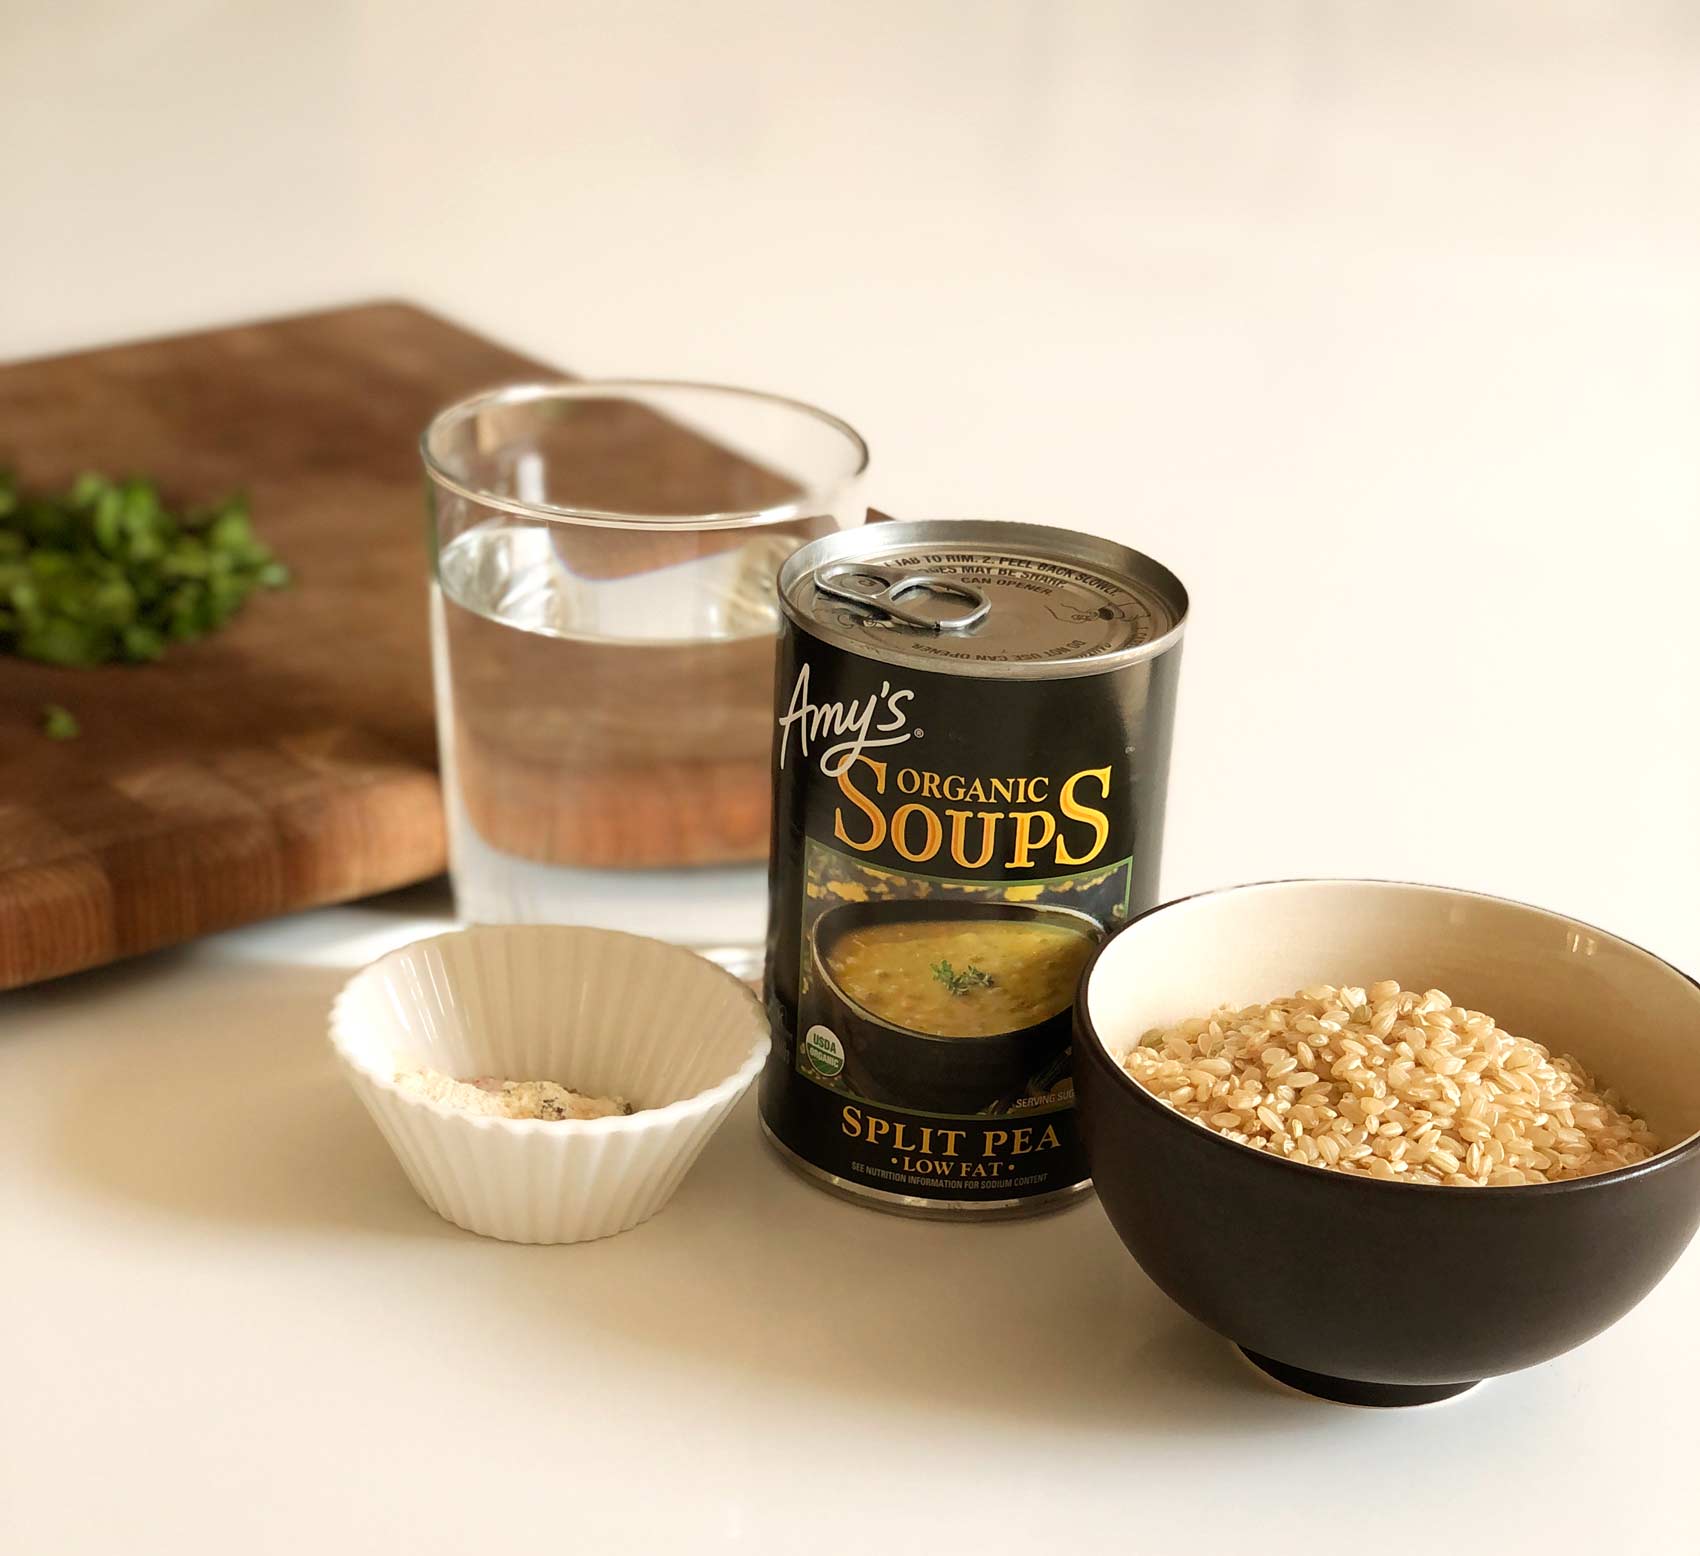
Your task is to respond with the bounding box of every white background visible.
[4,3,1698,1552]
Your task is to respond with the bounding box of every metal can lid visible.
[779,520,1188,678]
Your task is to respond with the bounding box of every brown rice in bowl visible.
[1122,980,1660,1185]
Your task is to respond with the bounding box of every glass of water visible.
[422,382,869,977]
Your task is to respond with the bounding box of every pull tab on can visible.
[812,562,990,632]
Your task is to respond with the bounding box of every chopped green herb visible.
[931,958,995,997]
[0,471,289,668]
[40,703,79,740]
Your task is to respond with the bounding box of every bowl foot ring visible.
[1238,1348,1480,1408]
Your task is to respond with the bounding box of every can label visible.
[761,614,1179,1209]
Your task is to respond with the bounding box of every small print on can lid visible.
[780,519,1188,679]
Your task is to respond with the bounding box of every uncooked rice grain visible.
[1121,981,1659,1185]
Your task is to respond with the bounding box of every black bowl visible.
[1074,879,1700,1406]
[811,898,1103,1116]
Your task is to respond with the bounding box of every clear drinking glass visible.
[422,382,869,977]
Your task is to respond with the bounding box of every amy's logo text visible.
[777,663,915,777]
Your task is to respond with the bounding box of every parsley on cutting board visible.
[1,472,291,736]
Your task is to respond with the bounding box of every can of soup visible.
[761,520,1189,1216]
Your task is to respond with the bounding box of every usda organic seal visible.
[803,1024,845,1078]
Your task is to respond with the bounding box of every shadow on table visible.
[482,1094,1345,1439]
[31,948,1342,1435]
[34,954,455,1240]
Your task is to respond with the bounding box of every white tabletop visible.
[7,886,1699,1554]
[4,3,1699,1551]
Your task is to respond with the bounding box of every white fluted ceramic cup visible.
[329,925,769,1244]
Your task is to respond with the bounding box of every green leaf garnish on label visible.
[931,958,995,996]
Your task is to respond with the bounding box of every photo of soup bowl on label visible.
[808,898,1103,1116]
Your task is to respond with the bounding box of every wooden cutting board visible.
[0,301,561,990]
